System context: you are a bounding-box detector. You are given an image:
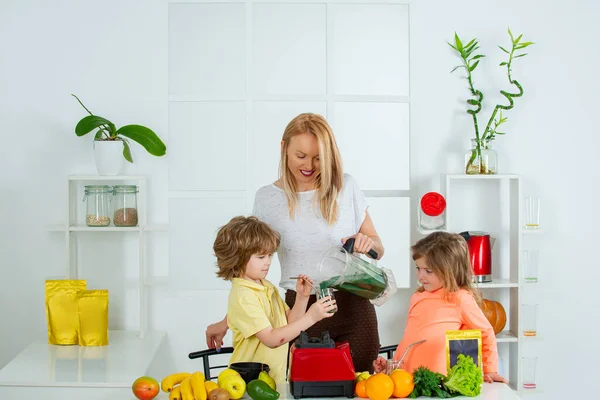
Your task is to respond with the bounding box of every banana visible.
[170,385,183,400]
[181,377,195,400]
[190,371,207,400]
[162,372,192,392]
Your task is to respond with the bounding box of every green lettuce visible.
[444,354,484,397]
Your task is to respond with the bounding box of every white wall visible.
[1,0,600,399]
[410,0,600,398]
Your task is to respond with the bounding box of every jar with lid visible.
[83,185,112,227]
[419,192,446,231]
[112,185,139,227]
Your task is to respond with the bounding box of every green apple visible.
[219,374,246,400]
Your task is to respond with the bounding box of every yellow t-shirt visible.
[227,278,290,383]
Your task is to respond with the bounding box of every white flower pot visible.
[94,140,125,176]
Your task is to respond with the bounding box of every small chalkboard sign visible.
[445,330,482,371]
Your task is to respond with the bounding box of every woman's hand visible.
[295,274,314,298]
[484,372,508,383]
[342,233,375,255]
[372,356,387,374]
[205,317,228,350]
[307,296,336,322]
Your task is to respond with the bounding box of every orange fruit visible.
[355,380,368,398]
[389,369,414,398]
[365,373,394,400]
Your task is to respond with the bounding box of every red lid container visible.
[420,192,446,216]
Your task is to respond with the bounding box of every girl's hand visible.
[295,274,313,298]
[307,296,336,322]
[342,233,375,255]
[484,372,508,384]
[372,356,387,374]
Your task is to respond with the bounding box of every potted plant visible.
[448,28,534,174]
[72,94,167,175]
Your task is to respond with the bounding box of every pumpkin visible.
[480,299,507,334]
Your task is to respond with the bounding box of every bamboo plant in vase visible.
[449,28,534,174]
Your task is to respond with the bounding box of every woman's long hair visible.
[279,113,343,225]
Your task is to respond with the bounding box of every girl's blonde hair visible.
[279,113,344,225]
[412,231,482,305]
[213,216,280,281]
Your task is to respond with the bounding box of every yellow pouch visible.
[77,290,109,346]
[46,280,87,345]
[445,329,482,371]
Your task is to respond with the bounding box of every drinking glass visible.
[522,356,538,389]
[522,304,538,337]
[386,359,403,375]
[316,287,337,314]
[523,250,539,283]
[524,197,541,229]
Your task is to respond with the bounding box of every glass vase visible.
[464,139,497,174]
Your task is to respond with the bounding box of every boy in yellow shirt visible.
[214,216,336,383]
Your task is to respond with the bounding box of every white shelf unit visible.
[440,174,523,391]
[50,175,168,338]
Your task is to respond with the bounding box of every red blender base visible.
[289,331,355,399]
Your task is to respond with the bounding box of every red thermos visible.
[459,231,492,283]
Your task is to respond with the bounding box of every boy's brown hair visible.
[213,216,281,281]
[412,231,482,305]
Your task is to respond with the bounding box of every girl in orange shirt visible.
[373,232,507,384]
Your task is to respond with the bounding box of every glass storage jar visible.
[83,185,112,227]
[419,192,446,231]
[112,185,139,227]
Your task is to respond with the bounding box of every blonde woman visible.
[205,113,385,373]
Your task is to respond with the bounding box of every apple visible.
[209,387,231,400]
[132,376,160,400]
[218,368,241,387]
[219,374,246,400]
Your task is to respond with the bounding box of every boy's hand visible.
[372,356,387,374]
[307,296,336,322]
[484,372,508,384]
[295,274,314,298]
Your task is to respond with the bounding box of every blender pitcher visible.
[316,238,397,306]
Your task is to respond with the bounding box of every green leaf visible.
[515,34,523,44]
[499,61,508,66]
[516,43,533,49]
[75,115,116,137]
[519,41,534,47]
[514,53,528,58]
[447,41,458,51]
[450,65,463,73]
[508,27,514,42]
[94,130,104,140]
[467,99,479,105]
[464,38,476,50]
[496,132,506,135]
[116,125,166,157]
[498,46,509,54]
[464,42,478,55]
[122,139,134,163]
[469,60,480,72]
[454,32,464,51]
[471,54,485,60]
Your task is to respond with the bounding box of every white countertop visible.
[0,331,520,399]
[0,382,520,400]
[0,330,165,387]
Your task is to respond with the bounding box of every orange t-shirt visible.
[393,288,498,375]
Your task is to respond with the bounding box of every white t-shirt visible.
[252,173,368,290]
